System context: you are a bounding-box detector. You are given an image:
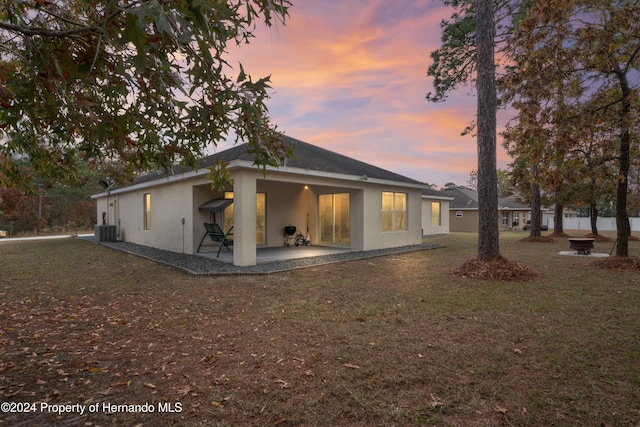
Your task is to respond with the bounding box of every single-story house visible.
[442,186,532,232]
[421,188,453,235]
[93,136,430,266]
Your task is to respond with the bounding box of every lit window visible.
[382,192,407,231]
[431,202,441,226]
[143,193,151,230]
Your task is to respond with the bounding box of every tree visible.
[0,0,291,191]
[505,0,640,256]
[474,0,499,260]
[428,0,510,262]
[468,168,514,197]
[0,157,107,234]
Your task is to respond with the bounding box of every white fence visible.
[544,217,640,231]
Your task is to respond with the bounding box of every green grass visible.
[0,232,639,426]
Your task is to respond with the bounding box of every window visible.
[382,192,407,232]
[502,212,509,225]
[143,193,151,230]
[256,193,266,245]
[431,202,441,227]
[456,211,463,218]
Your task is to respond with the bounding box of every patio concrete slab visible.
[197,245,356,263]
[95,238,444,275]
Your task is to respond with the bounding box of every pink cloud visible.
[220,1,511,188]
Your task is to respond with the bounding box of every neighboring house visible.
[442,186,532,232]
[92,136,427,266]
[498,195,534,230]
[442,186,481,232]
[421,188,453,235]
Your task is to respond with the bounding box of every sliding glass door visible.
[319,193,350,245]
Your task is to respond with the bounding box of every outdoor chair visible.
[197,223,234,257]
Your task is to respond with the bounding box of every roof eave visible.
[228,159,428,189]
[422,195,455,201]
[92,159,427,198]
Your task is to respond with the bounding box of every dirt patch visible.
[453,255,539,281]
[520,236,556,243]
[584,233,614,242]
[547,232,571,238]
[588,256,640,271]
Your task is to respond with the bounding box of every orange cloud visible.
[221,1,512,188]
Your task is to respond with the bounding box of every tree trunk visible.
[553,201,564,234]
[590,203,599,236]
[615,69,631,257]
[475,0,500,261]
[37,184,43,235]
[529,163,541,237]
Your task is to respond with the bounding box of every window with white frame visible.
[382,192,407,232]
[456,211,463,218]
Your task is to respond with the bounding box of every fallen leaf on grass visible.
[274,379,290,388]
[110,381,131,387]
[177,385,191,398]
[495,404,508,414]
[343,363,360,369]
[512,348,523,354]
[0,363,16,373]
[429,393,445,408]
[144,383,156,389]
[4,385,24,398]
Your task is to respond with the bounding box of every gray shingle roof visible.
[442,186,531,210]
[498,195,530,210]
[442,186,480,209]
[421,187,452,198]
[134,135,423,186]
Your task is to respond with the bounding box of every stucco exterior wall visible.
[94,166,425,263]
[421,199,450,235]
[449,209,479,232]
[360,184,423,251]
[257,179,316,247]
[113,179,196,253]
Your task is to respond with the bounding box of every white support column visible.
[233,170,257,266]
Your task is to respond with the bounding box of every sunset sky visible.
[221,0,513,188]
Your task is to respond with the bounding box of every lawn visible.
[0,232,639,426]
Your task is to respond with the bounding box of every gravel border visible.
[85,238,444,276]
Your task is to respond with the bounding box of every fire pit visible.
[568,238,595,255]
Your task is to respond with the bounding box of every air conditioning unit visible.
[94,225,117,242]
